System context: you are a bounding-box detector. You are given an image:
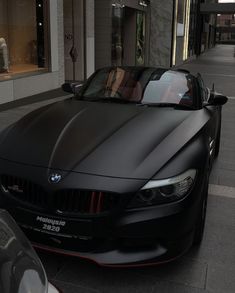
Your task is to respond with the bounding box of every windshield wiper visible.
[140,102,194,110]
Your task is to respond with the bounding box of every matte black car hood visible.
[0,99,207,179]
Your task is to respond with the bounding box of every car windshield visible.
[78,67,196,107]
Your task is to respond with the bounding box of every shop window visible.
[0,0,49,81]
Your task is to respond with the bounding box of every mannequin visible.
[0,38,9,73]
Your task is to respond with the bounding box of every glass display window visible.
[0,0,49,81]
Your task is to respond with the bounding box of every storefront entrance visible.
[111,6,146,66]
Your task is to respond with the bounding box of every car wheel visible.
[193,174,209,245]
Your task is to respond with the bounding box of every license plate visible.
[14,208,92,238]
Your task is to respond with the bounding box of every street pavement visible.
[0,44,235,292]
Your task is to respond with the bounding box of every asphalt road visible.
[0,45,234,293]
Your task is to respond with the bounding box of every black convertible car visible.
[0,67,227,266]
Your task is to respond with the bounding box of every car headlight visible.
[128,169,197,208]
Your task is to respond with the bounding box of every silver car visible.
[0,209,61,293]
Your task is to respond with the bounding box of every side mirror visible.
[207,92,228,106]
[62,82,83,95]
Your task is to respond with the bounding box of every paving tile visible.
[209,168,219,185]
[37,250,67,279]
[136,257,208,289]
[187,221,235,266]
[214,149,235,171]
[206,195,235,227]
[55,258,156,292]
[221,115,235,125]
[180,53,235,96]
[52,280,100,293]
[151,280,209,293]
[221,137,235,151]
[186,196,235,268]
[209,185,235,199]
[209,167,235,188]
[55,256,208,292]
[206,262,235,293]
[218,169,235,187]
[98,278,155,293]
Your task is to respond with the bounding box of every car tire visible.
[193,174,209,245]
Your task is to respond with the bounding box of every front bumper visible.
[0,195,200,266]
[32,233,194,267]
[0,159,205,266]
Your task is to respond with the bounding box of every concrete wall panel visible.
[0,80,14,105]
[95,0,112,69]
[149,0,174,68]
[13,72,60,100]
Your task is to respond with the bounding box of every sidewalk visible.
[179,45,235,190]
[0,92,69,133]
[179,44,235,97]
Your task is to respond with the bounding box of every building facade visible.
[0,0,65,104]
[0,0,218,105]
[95,0,151,69]
[217,14,235,44]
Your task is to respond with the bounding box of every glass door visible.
[111,6,146,66]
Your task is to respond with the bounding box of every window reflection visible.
[80,67,195,107]
[0,0,49,80]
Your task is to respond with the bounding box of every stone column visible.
[149,0,174,68]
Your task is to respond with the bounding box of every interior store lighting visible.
[112,0,125,8]
[139,1,148,7]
